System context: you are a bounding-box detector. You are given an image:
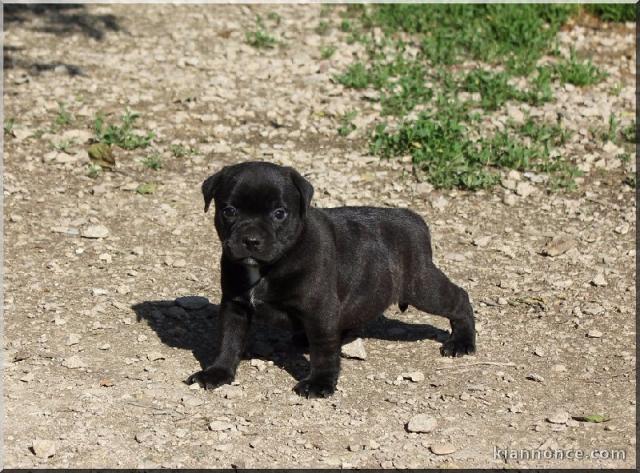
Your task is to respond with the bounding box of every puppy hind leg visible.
[407,263,476,357]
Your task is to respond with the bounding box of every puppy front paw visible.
[293,377,336,398]
[186,367,234,390]
[440,331,476,357]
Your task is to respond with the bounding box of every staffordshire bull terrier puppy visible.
[187,162,476,397]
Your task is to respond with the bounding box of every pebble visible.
[515,181,535,197]
[547,410,569,424]
[407,414,437,433]
[472,236,492,247]
[459,393,471,401]
[341,338,367,360]
[540,235,576,257]
[591,273,608,287]
[31,439,56,458]
[586,329,603,338]
[20,372,35,383]
[181,395,204,408]
[135,432,153,443]
[551,364,567,373]
[175,295,209,310]
[62,355,86,369]
[430,443,456,455]
[526,373,545,383]
[209,421,234,432]
[216,384,245,399]
[80,224,110,239]
[147,352,165,361]
[402,371,425,382]
[66,333,81,346]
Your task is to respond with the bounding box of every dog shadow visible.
[132,297,450,384]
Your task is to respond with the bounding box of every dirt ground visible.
[2,4,636,469]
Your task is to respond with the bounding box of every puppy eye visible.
[272,208,287,221]
[222,206,237,218]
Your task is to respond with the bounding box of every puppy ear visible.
[201,168,225,213]
[288,167,314,216]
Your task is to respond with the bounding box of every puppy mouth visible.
[241,257,260,267]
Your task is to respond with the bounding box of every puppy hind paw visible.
[293,377,336,398]
[186,367,234,390]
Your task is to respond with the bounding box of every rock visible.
[341,338,367,360]
[81,225,109,239]
[515,181,535,197]
[586,329,603,338]
[540,235,576,257]
[31,439,56,458]
[407,414,437,433]
[181,395,204,408]
[431,195,448,210]
[215,384,245,399]
[416,181,434,195]
[506,105,525,124]
[526,373,545,383]
[591,273,607,287]
[402,371,425,382]
[551,364,566,373]
[459,392,471,401]
[430,442,456,455]
[250,359,267,371]
[135,431,153,443]
[66,333,81,346]
[175,295,209,310]
[502,192,517,206]
[20,372,35,383]
[147,352,165,361]
[209,420,234,432]
[91,288,108,296]
[533,347,545,357]
[547,410,569,424]
[62,355,86,369]
[472,236,492,247]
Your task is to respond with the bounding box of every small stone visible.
[502,192,517,206]
[135,432,153,443]
[472,236,492,247]
[459,392,471,401]
[526,373,545,383]
[137,334,148,342]
[547,410,569,424]
[540,235,576,257]
[551,364,566,373]
[66,334,81,346]
[515,181,535,197]
[20,372,35,383]
[497,297,508,305]
[147,352,164,361]
[250,359,267,371]
[215,384,245,399]
[402,371,425,382]
[81,224,110,239]
[407,414,437,433]
[31,439,56,458]
[181,395,204,408]
[62,355,86,369]
[91,288,108,297]
[586,329,603,338]
[99,343,111,350]
[209,420,234,432]
[175,296,209,310]
[591,273,607,287]
[533,347,545,357]
[341,338,367,360]
[430,442,456,455]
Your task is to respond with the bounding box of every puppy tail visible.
[399,303,408,313]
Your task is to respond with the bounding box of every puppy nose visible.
[242,236,261,250]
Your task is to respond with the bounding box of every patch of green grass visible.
[4,118,15,135]
[517,117,572,147]
[338,111,357,137]
[246,15,277,49]
[604,113,619,143]
[586,4,636,22]
[142,153,162,170]
[315,20,331,36]
[267,12,281,26]
[552,50,607,86]
[87,163,102,178]
[621,121,636,143]
[136,182,156,195]
[340,19,352,32]
[52,138,76,153]
[54,102,74,127]
[94,109,155,150]
[170,144,196,158]
[320,45,337,60]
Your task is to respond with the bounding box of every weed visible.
[552,50,607,86]
[320,45,337,60]
[585,4,636,22]
[94,109,155,150]
[518,117,572,147]
[55,102,74,127]
[52,138,76,153]
[624,173,636,188]
[142,153,162,170]
[4,118,15,135]
[136,182,156,195]
[87,163,102,178]
[267,12,281,25]
[605,113,619,143]
[246,15,277,49]
[340,19,352,32]
[621,121,636,143]
[316,20,331,36]
[170,144,196,158]
[338,111,358,136]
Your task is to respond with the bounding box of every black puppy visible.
[187,162,475,397]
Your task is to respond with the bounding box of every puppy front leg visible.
[187,300,251,389]
[294,323,341,398]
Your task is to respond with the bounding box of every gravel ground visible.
[2,4,636,469]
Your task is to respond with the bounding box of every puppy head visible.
[201,162,313,265]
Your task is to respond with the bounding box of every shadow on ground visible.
[132,298,450,384]
[4,4,123,76]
